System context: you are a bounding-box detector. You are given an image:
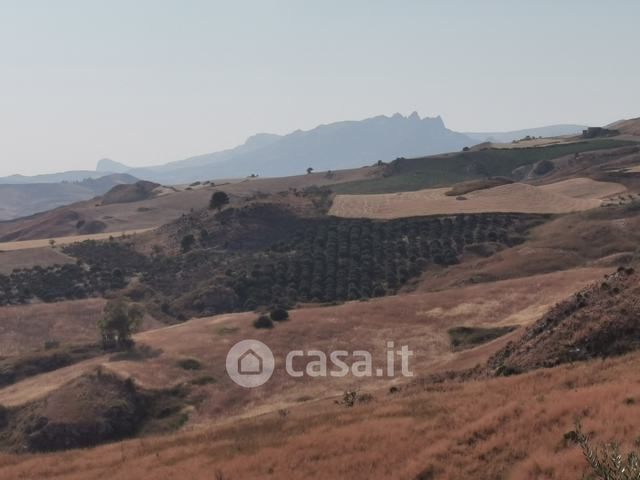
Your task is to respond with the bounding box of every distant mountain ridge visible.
[90,112,473,184]
[0,114,596,187]
[0,170,114,185]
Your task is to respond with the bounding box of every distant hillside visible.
[0,170,114,185]
[464,124,587,144]
[93,113,474,184]
[608,117,640,136]
[0,174,138,221]
[100,180,160,205]
[95,158,130,173]
[332,138,629,194]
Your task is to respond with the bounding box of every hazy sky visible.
[1,0,639,176]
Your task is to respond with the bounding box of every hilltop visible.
[609,117,640,136]
[0,174,139,221]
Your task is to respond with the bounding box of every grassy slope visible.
[333,139,631,194]
[3,349,640,479]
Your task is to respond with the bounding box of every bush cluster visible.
[229,214,536,309]
[0,241,148,305]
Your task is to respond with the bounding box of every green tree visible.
[98,299,144,350]
[209,191,230,211]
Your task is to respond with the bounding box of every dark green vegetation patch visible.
[0,212,547,321]
[448,325,518,351]
[0,241,148,305]
[140,213,546,318]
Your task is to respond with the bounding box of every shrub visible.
[181,234,196,253]
[253,315,274,329]
[209,191,230,211]
[336,389,372,407]
[44,340,60,350]
[575,420,640,479]
[270,307,289,322]
[495,365,522,377]
[177,358,202,370]
[448,325,518,350]
[190,375,216,385]
[0,404,7,428]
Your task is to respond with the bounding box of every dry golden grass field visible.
[0,299,162,357]
[2,346,640,480]
[536,177,627,198]
[0,247,74,274]
[0,267,606,418]
[0,229,155,252]
[329,178,625,219]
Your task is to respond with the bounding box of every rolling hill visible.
[464,123,587,143]
[0,174,139,221]
[2,118,640,479]
[609,117,640,136]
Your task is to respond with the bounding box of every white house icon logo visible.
[238,349,263,375]
[226,340,274,388]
